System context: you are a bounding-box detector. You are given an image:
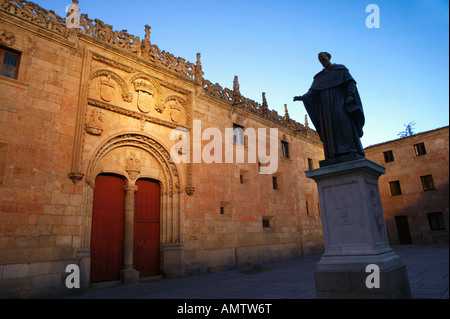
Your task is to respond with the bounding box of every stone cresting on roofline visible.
[0,0,319,140]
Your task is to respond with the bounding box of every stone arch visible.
[81,132,183,256]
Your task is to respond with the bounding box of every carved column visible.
[120,184,139,285]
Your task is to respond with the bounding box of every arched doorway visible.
[83,133,184,283]
[134,179,161,277]
[90,174,126,283]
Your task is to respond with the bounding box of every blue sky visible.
[40,0,449,147]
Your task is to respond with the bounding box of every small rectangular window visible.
[308,158,314,170]
[272,176,278,190]
[389,181,402,196]
[383,150,394,163]
[239,169,248,185]
[281,140,289,158]
[414,143,426,156]
[262,217,272,228]
[420,175,435,191]
[233,124,244,145]
[220,202,232,215]
[306,201,310,216]
[0,46,21,80]
[427,212,446,231]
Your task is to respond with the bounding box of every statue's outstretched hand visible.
[293,96,303,102]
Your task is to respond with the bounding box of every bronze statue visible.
[294,52,365,167]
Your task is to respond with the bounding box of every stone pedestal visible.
[305,159,411,299]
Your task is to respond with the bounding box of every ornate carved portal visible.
[82,133,182,248]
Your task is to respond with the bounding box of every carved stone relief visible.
[131,75,164,115]
[99,75,115,102]
[134,80,155,114]
[0,30,15,46]
[126,150,141,181]
[85,106,104,136]
[90,69,133,104]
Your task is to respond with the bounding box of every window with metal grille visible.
[0,46,20,79]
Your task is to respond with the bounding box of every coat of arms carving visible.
[169,99,182,123]
[134,80,155,114]
[100,75,115,102]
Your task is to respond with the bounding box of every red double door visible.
[90,174,160,282]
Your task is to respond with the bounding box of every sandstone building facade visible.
[365,126,449,245]
[0,1,324,298]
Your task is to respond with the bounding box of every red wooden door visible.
[90,174,125,282]
[134,179,161,277]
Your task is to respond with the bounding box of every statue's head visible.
[318,52,331,68]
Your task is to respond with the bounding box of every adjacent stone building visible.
[365,126,449,245]
[0,1,324,298]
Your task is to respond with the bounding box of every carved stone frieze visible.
[87,98,190,130]
[92,52,135,73]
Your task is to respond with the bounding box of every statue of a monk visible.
[294,52,365,167]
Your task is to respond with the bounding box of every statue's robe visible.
[302,64,365,160]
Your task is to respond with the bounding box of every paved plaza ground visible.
[68,243,448,300]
